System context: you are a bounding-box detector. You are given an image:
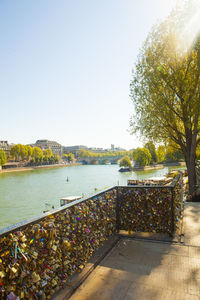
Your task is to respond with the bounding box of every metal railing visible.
[0,174,183,299]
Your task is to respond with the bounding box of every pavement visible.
[184,202,200,246]
[68,202,200,300]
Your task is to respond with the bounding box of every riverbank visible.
[0,161,186,174]
[132,161,186,171]
[133,164,164,171]
[0,162,82,174]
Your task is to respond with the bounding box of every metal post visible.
[116,186,120,233]
[170,187,174,235]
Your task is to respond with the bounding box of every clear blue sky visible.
[0,0,176,150]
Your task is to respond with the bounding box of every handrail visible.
[0,173,182,237]
[0,186,116,237]
[0,174,183,300]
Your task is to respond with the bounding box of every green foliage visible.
[10,144,26,161]
[10,144,34,161]
[30,147,43,165]
[10,144,19,161]
[63,153,75,163]
[29,152,59,166]
[156,145,166,163]
[67,153,75,162]
[26,146,33,159]
[78,149,130,159]
[197,144,200,160]
[9,144,60,166]
[43,148,53,157]
[130,2,200,193]
[132,148,152,166]
[130,5,200,146]
[54,154,61,163]
[165,144,184,162]
[32,147,44,160]
[166,170,179,178]
[144,142,157,163]
[119,156,132,169]
[0,150,7,166]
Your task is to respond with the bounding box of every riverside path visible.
[64,202,200,300]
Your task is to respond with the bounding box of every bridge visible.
[78,155,124,165]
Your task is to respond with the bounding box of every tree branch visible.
[158,71,185,104]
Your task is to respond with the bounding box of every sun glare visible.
[178,1,200,53]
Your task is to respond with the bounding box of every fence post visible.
[116,187,120,233]
[170,186,174,235]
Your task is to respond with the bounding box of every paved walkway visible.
[184,202,200,246]
[69,203,200,300]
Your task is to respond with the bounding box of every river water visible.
[0,164,184,229]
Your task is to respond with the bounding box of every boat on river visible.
[118,167,131,172]
[127,177,172,186]
[60,196,82,206]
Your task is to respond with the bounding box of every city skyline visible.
[1,138,129,151]
[1,0,177,150]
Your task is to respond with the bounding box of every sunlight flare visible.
[178,1,200,53]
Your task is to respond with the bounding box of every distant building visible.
[0,141,9,149]
[106,145,126,152]
[31,140,63,156]
[88,147,105,153]
[112,147,126,152]
[63,145,88,157]
[62,144,127,157]
[0,141,11,155]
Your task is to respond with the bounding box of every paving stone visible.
[184,203,200,247]
[125,282,200,300]
[67,203,200,300]
[69,239,197,300]
[69,275,132,300]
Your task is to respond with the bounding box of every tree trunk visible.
[185,149,197,196]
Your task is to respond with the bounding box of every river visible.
[0,164,184,229]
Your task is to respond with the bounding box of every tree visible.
[54,154,61,163]
[10,144,28,161]
[20,145,28,161]
[25,146,33,160]
[144,142,157,163]
[64,153,74,163]
[119,155,132,170]
[0,150,7,166]
[197,144,200,160]
[130,1,200,194]
[43,148,53,157]
[78,149,90,158]
[132,148,152,166]
[165,141,184,162]
[10,144,21,161]
[78,149,130,160]
[32,147,44,162]
[156,145,166,163]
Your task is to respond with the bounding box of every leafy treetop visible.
[130,1,200,194]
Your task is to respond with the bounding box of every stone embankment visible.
[133,161,186,171]
[133,164,164,171]
[0,163,81,174]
